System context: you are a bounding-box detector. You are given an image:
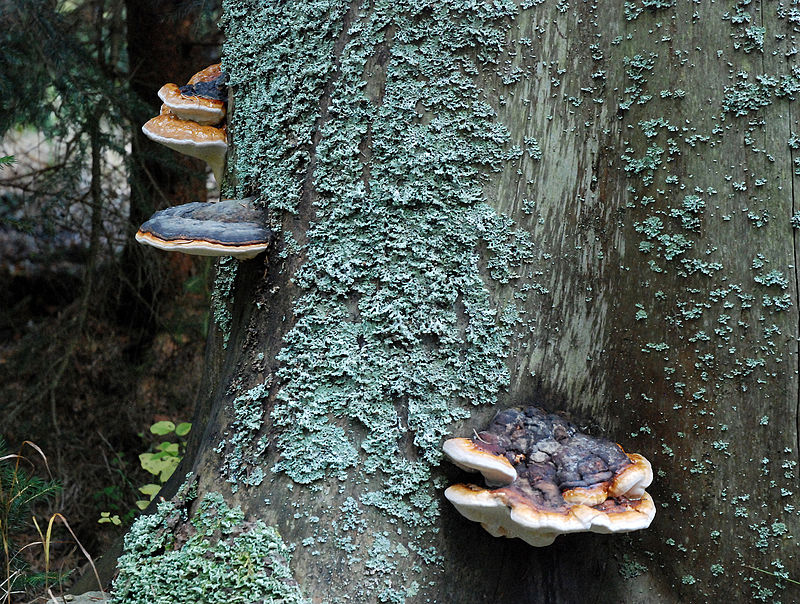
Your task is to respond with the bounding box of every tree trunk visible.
[136,1,799,602]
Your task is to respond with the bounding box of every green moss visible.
[112,480,307,604]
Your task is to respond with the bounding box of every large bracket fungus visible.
[443,407,655,546]
[135,197,274,260]
[142,64,229,185]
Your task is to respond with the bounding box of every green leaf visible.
[139,452,157,472]
[175,422,192,437]
[138,484,161,497]
[139,453,169,476]
[159,458,179,482]
[160,443,180,455]
[135,500,150,510]
[150,421,175,435]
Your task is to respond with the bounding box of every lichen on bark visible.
[210,256,238,348]
[111,478,307,604]
[219,0,535,598]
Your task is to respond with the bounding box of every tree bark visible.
[153,1,800,602]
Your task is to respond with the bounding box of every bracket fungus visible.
[143,64,229,184]
[142,113,227,184]
[135,197,274,260]
[186,63,223,85]
[158,69,228,126]
[443,407,655,547]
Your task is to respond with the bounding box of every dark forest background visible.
[0,1,223,600]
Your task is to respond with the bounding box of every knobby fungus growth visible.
[444,407,655,546]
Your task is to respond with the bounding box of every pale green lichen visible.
[624,0,675,21]
[721,72,800,117]
[259,0,525,508]
[612,0,800,595]
[216,383,271,492]
[111,482,307,604]
[619,53,658,111]
[618,553,649,579]
[210,256,238,348]
[211,0,800,599]
[220,1,346,213]
[220,0,534,598]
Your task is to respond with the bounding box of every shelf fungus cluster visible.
[135,198,274,260]
[136,66,271,260]
[142,63,228,184]
[443,407,655,547]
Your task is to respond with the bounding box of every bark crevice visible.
[790,95,800,461]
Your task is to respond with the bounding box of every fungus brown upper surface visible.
[158,82,227,126]
[443,406,655,546]
[179,71,228,101]
[186,63,223,85]
[142,112,227,184]
[135,197,274,260]
[158,70,228,126]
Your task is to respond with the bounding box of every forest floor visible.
[0,126,220,603]
[0,250,211,603]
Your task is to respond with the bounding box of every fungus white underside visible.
[442,408,656,546]
[608,453,653,499]
[445,484,656,547]
[442,437,518,486]
[135,230,268,259]
[142,116,227,184]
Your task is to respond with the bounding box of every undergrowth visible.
[0,439,61,603]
